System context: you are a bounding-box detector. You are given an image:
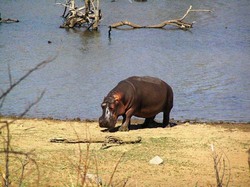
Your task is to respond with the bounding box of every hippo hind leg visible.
[163,110,170,128]
[141,116,156,128]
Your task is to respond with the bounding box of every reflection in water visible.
[0,0,249,122]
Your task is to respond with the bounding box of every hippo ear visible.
[113,94,121,102]
[115,99,119,104]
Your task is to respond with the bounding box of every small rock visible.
[149,156,164,165]
[183,122,190,126]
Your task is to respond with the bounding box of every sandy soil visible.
[0,118,249,186]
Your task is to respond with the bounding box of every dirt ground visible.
[0,118,249,186]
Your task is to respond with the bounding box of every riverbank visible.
[0,117,249,186]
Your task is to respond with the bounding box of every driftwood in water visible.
[57,0,101,30]
[109,5,211,31]
[50,136,142,149]
[0,17,19,23]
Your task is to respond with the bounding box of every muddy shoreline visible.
[1,116,250,135]
[1,115,249,125]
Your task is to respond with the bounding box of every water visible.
[0,0,250,122]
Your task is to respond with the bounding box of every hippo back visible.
[125,76,172,118]
[127,76,163,86]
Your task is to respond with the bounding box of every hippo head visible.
[99,95,123,129]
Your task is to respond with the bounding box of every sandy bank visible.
[0,117,249,186]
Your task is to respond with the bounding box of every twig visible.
[0,54,55,186]
[5,121,10,187]
[108,152,125,186]
[0,55,57,101]
[211,144,222,186]
[18,156,29,187]
[7,64,12,87]
[211,144,231,187]
[248,149,250,173]
[0,91,46,131]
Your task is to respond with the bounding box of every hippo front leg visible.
[119,118,130,131]
[119,109,133,131]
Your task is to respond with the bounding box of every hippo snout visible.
[99,117,106,127]
[99,116,117,129]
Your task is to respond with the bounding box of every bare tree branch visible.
[0,90,45,131]
[0,54,56,186]
[109,5,211,30]
[0,55,57,101]
[108,152,125,186]
[211,144,231,187]
[7,65,12,87]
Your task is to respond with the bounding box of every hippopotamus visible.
[99,76,173,131]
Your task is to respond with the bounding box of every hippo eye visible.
[109,104,115,110]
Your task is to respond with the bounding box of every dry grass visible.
[0,118,249,186]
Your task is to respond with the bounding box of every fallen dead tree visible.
[50,136,142,149]
[57,0,102,30]
[109,5,211,34]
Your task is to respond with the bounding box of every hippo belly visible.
[133,96,167,118]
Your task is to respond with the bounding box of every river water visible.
[0,0,250,122]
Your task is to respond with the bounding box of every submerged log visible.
[0,18,19,23]
[0,13,19,23]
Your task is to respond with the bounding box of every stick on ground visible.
[50,136,142,149]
